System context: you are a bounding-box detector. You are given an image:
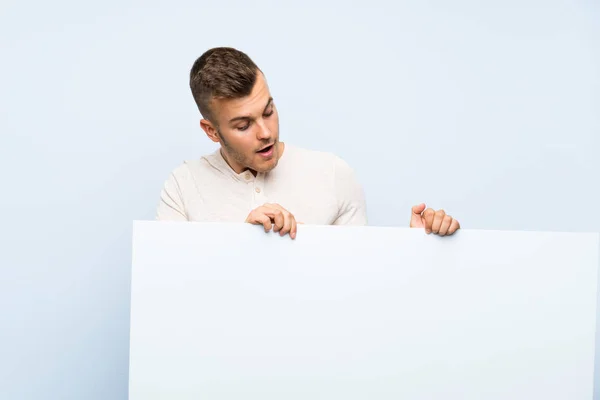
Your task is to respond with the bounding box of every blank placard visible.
[129,221,598,400]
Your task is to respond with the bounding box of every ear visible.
[200,119,220,143]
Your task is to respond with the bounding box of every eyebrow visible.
[228,97,274,124]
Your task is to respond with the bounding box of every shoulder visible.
[163,161,196,187]
[283,144,351,171]
[165,150,221,184]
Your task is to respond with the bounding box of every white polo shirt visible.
[155,144,367,226]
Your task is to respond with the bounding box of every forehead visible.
[211,73,272,120]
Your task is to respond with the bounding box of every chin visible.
[254,159,278,173]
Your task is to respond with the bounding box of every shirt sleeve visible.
[332,156,368,226]
[156,172,188,221]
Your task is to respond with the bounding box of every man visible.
[156,47,460,239]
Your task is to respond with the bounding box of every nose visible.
[256,119,272,141]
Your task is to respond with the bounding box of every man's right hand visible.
[245,203,298,239]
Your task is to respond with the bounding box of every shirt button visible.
[245,173,251,180]
[255,187,261,193]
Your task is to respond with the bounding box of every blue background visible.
[1,0,599,398]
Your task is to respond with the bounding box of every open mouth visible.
[257,144,274,154]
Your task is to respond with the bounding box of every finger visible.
[246,206,269,222]
[411,203,426,215]
[438,215,453,236]
[448,219,461,235]
[290,217,298,239]
[410,203,426,228]
[264,204,293,236]
[279,212,293,236]
[250,213,272,232]
[431,210,446,234]
[266,209,284,232]
[423,208,435,233]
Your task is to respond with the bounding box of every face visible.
[200,72,281,175]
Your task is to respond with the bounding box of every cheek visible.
[269,114,279,132]
[222,131,247,151]
[234,134,258,154]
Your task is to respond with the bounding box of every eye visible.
[264,110,274,118]
[237,123,250,131]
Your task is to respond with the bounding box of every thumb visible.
[411,203,426,215]
[410,203,426,228]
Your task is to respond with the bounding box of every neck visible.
[218,148,247,175]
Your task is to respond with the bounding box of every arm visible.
[332,156,368,226]
[156,172,188,221]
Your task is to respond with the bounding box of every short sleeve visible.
[156,172,188,221]
[332,156,368,226]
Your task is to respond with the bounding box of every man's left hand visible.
[410,203,460,236]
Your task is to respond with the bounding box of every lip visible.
[257,144,274,158]
[257,143,274,152]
